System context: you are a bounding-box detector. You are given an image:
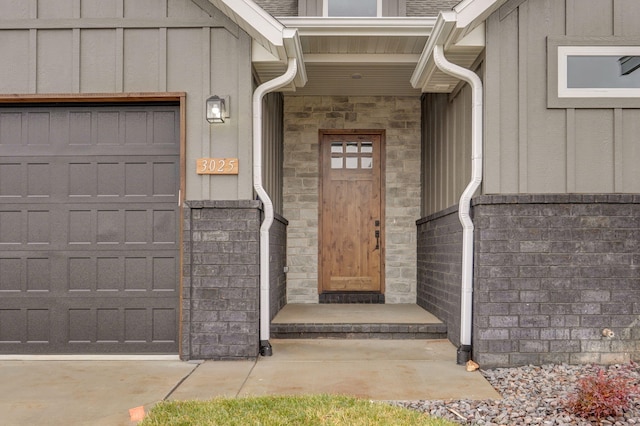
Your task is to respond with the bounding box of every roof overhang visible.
[411,0,508,93]
[197,0,510,96]
[277,17,436,37]
[454,0,507,28]
[275,17,437,96]
[191,0,307,90]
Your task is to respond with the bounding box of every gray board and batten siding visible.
[0,0,255,203]
[484,0,640,195]
[418,0,640,368]
[0,0,260,358]
[421,86,473,217]
[475,0,640,367]
[0,104,181,354]
[422,0,640,215]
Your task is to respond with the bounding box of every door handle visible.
[374,230,380,250]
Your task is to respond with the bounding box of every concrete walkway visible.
[0,339,500,425]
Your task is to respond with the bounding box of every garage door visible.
[0,104,180,354]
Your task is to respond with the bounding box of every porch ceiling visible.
[259,17,436,97]
[200,0,503,96]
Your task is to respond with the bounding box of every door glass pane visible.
[361,142,373,153]
[345,157,358,169]
[361,157,373,169]
[331,142,343,153]
[331,158,343,169]
[346,142,358,153]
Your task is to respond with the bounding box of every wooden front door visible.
[319,130,384,293]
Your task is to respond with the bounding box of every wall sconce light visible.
[206,95,229,123]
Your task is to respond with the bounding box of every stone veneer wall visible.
[181,200,260,360]
[283,96,421,303]
[270,214,288,320]
[416,205,463,347]
[473,194,640,368]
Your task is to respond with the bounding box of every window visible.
[559,46,640,97]
[547,37,640,108]
[324,0,381,17]
[330,141,374,169]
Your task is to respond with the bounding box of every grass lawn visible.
[139,394,456,425]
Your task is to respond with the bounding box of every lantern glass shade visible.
[206,95,226,123]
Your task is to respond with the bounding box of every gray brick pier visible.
[417,194,640,368]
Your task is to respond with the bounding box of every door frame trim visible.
[0,92,186,355]
[317,129,386,295]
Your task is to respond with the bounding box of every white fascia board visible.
[206,0,285,57]
[283,28,308,87]
[205,0,306,87]
[305,53,421,64]
[253,40,281,62]
[455,22,485,47]
[454,0,507,29]
[410,12,457,89]
[277,17,436,37]
[411,0,502,91]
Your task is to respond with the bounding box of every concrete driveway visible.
[0,339,500,425]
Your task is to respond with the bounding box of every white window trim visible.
[558,45,640,98]
[323,0,383,17]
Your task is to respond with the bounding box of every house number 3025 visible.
[196,158,239,175]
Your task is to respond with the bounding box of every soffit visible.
[257,17,436,96]
[256,1,509,96]
[417,46,485,92]
[411,17,486,93]
[410,0,510,93]
[194,0,286,58]
[201,0,495,96]
[192,0,307,90]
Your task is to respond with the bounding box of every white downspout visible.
[253,58,298,356]
[432,44,483,364]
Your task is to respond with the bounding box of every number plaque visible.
[196,158,239,175]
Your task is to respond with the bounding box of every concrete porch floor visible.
[272,303,443,324]
[0,339,500,425]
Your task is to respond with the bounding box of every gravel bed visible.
[396,363,640,425]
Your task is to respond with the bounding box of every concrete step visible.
[271,322,447,339]
[270,304,447,340]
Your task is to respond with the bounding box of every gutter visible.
[277,17,436,37]
[197,0,306,357]
[432,44,483,364]
[410,0,508,366]
[410,12,457,90]
[253,57,298,357]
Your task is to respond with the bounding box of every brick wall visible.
[283,95,421,303]
[473,194,640,367]
[270,214,288,320]
[181,201,261,360]
[416,205,463,346]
